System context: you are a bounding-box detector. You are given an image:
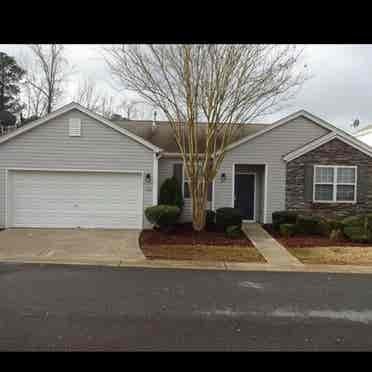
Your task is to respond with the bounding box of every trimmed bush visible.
[145,205,181,231]
[159,177,184,211]
[216,208,243,232]
[272,211,298,231]
[226,225,242,238]
[296,215,329,236]
[205,210,216,231]
[341,214,372,243]
[343,225,372,243]
[279,223,297,238]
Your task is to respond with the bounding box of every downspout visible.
[152,151,162,205]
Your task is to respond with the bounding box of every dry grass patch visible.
[141,243,266,263]
[288,246,372,265]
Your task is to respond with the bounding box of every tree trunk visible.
[191,186,208,231]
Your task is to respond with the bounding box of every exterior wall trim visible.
[283,132,372,162]
[4,168,145,229]
[153,153,159,205]
[232,162,267,223]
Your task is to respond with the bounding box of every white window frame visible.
[313,165,357,203]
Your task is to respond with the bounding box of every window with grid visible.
[314,165,356,202]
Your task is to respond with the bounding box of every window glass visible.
[315,167,334,183]
[315,184,334,201]
[336,184,355,201]
[337,167,355,184]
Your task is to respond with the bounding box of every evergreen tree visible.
[0,52,26,113]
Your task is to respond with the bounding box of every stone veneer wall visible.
[285,138,372,218]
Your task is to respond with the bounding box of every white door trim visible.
[232,164,257,222]
[5,168,145,229]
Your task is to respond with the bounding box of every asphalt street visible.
[1,262,372,351]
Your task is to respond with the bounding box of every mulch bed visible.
[140,223,254,247]
[262,224,372,248]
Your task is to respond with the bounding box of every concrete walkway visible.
[242,223,302,266]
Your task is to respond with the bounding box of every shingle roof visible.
[356,124,372,136]
[113,119,271,153]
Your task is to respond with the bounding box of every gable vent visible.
[69,118,81,137]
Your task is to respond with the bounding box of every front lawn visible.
[140,223,266,263]
[263,224,372,265]
[287,246,372,266]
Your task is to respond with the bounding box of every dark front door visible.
[234,174,255,220]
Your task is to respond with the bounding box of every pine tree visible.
[0,52,26,113]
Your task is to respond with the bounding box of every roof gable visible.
[224,110,339,152]
[0,102,162,152]
[283,131,372,161]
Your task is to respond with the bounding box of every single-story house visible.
[0,102,371,230]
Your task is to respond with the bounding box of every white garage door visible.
[7,170,143,229]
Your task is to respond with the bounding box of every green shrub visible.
[324,217,344,232]
[343,225,372,243]
[341,214,372,243]
[216,208,243,232]
[272,211,298,231]
[145,205,181,231]
[226,225,242,238]
[159,177,184,211]
[205,210,216,231]
[279,223,297,238]
[342,215,364,227]
[296,215,327,235]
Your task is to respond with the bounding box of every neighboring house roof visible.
[0,102,162,153]
[355,124,372,137]
[283,131,372,161]
[113,119,270,153]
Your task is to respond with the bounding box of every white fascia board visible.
[283,131,372,162]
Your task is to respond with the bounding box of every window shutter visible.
[304,164,314,201]
[357,165,366,202]
[173,163,183,189]
[69,118,81,136]
[207,182,213,202]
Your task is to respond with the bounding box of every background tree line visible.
[0,45,146,132]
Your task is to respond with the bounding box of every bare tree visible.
[74,77,118,119]
[117,99,144,120]
[104,44,307,231]
[74,77,102,112]
[24,45,71,114]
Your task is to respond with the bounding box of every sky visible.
[1,44,372,133]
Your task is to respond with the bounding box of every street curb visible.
[1,256,372,274]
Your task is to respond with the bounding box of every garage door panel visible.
[9,171,143,228]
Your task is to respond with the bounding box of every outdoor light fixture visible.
[221,173,226,183]
[145,173,152,183]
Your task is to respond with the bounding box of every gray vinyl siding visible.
[158,157,211,222]
[0,109,154,228]
[214,116,330,223]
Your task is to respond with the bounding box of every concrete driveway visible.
[0,228,145,265]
